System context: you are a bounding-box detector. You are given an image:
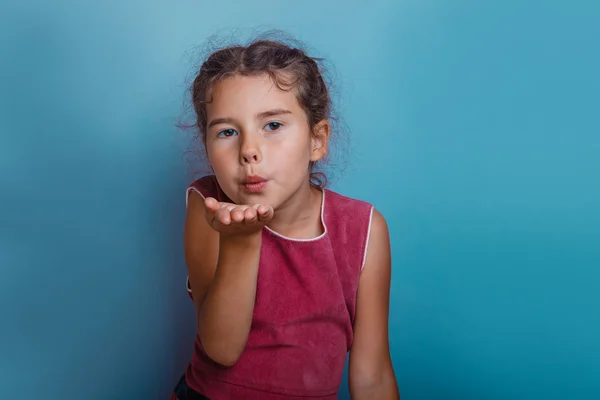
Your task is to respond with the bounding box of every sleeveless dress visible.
[173,175,374,400]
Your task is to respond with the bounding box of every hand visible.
[204,197,274,237]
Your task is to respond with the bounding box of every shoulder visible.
[359,207,390,275]
[369,208,389,236]
[186,175,231,204]
[187,175,218,199]
[323,190,390,233]
[324,188,373,215]
[323,189,374,237]
[322,189,378,271]
[365,208,390,265]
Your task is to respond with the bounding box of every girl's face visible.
[204,73,328,208]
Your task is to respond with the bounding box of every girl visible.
[172,36,399,400]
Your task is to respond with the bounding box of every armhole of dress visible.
[185,185,206,296]
[186,186,206,208]
[360,206,375,273]
[186,276,193,294]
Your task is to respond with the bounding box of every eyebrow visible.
[207,109,292,128]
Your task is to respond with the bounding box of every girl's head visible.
[188,36,339,207]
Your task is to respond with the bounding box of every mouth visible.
[241,176,268,193]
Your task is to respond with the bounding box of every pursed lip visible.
[241,175,268,184]
[241,175,268,193]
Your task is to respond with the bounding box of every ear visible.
[310,120,331,162]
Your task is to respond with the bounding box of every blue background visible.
[1,1,599,399]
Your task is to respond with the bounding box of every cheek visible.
[277,129,312,158]
[206,144,233,174]
[273,139,311,167]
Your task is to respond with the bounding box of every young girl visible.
[172,36,399,400]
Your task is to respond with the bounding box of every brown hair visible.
[185,33,344,188]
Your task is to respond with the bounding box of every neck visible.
[267,182,324,239]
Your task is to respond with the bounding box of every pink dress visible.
[177,175,374,400]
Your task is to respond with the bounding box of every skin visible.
[184,73,399,398]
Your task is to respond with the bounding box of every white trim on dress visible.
[264,190,327,242]
[360,206,375,272]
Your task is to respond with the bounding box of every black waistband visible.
[173,374,210,400]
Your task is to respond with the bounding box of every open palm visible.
[204,197,274,236]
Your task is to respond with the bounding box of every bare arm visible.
[184,191,271,366]
[348,208,400,399]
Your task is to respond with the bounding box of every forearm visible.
[198,233,261,366]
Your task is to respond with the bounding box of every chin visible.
[239,191,269,204]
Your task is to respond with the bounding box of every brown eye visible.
[218,129,238,137]
[265,122,283,131]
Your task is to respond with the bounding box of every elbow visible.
[195,303,249,367]
[206,349,241,368]
[198,333,244,367]
[350,369,399,399]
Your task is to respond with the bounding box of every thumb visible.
[204,197,220,213]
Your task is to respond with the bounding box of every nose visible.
[239,134,262,164]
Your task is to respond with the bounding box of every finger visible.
[244,207,258,225]
[224,203,248,212]
[230,207,246,223]
[257,205,274,221]
[215,208,232,225]
[220,202,235,209]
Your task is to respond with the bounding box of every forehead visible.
[206,74,303,118]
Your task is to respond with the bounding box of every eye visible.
[264,122,283,131]
[217,128,238,138]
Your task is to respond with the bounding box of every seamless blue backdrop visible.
[1,1,599,399]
